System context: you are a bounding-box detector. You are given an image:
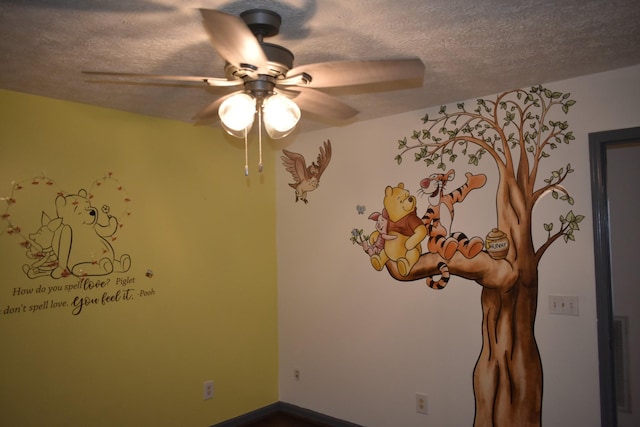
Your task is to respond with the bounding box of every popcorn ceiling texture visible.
[1,0,639,133]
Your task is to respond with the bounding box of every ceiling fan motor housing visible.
[226,9,294,81]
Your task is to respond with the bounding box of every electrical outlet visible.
[203,380,214,400]
[294,369,301,381]
[416,393,428,415]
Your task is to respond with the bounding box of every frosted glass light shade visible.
[263,94,301,139]
[218,93,256,137]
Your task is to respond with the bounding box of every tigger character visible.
[418,170,487,289]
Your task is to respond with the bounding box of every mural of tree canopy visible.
[355,85,582,426]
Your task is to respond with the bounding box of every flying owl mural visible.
[281,140,332,204]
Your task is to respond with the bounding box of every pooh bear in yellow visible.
[370,183,427,276]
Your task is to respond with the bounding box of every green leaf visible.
[395,155,402,165]
[544,223,553,231]
[552,190,559,199]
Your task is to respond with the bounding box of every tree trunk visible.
[473,276,542,427]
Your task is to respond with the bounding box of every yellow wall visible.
[0,90,278,426]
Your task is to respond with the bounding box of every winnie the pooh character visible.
[370,183,427,276]
[51,189,130,278]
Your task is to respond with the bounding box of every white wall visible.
[276,65,640,426]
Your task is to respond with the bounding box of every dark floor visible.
[239,411,331,427]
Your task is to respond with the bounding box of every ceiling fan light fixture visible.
[262,93,301,139]
[219,93,256,137]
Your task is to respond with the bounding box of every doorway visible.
[589,127,640,427]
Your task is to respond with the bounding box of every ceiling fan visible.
[83,9,424,175]
[84,8,425,173]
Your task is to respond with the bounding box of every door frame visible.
[589,126,640,427]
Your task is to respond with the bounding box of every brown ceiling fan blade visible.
[199,9,268,72]
[82,71,243,87]
[278,87,358,120]
[284,58,425,88]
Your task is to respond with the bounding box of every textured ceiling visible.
[2,0,640,134]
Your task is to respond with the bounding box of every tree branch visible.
[531,170,570,206]
[535,223,569,263]
[385,251,517,291]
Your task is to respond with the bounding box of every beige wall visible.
[276,65,640,426]
[0,90,279,426]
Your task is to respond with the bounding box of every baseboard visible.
[211,401,363,427]
[278,402,363,426]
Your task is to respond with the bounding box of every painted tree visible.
[391,85,583,426]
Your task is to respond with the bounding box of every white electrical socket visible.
[416,393,428,415]
[203,380,214,400]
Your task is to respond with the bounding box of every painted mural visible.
[281,139,332,203]
[351,85,582,426]
[1,173,154,317]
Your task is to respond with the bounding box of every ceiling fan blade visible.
[278,87,358,120]
[199,9,268,72]
[283,58,425,88]
[82,71,243,87]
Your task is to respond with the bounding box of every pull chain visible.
[244,127,249,176]
[258,105,264,173]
